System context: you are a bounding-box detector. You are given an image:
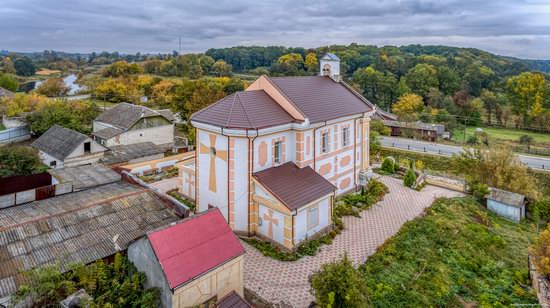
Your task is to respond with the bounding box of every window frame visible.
[342,127,349,147]
[321,132,329,153]
[274,140,282,164]
[307,206,319,230]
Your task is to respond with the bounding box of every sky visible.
[1,0,550,59]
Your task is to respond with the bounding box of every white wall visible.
[39,151,64,169]
[104,124,175,147]
[197,129,229,220]
[294,196,331,244]
[253,130,295,172]
[258,204,286,246]
[233,137,249,232]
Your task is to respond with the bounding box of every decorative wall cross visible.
[199,134,227,193]
[185,174,194,195]
[262,209,279,238]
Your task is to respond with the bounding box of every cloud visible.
[1,0,549,59]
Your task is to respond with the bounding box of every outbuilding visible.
[486,187,526,222]
[128,208,247,307]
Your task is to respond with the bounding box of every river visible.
[20,74,87,95]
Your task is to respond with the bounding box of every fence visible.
[0,172,52,195]
[383,141,457,156]
[0,126,30,143]
[0,182,73,209]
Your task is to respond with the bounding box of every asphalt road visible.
[380,136,550,171]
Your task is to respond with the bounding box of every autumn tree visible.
[507,72,546,126]
[212,60,233,77]
[2,93,48,116]
[304,52,318,74]
[392,93,424,117]
[450,147,540,200]
[35,78,70,97]
[103,60,143,77]
[531,226,550,275]
[94,79,132,103]
[151,80,175,109]
[2,57,16,74]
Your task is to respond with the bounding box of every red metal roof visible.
[147,208,245,290]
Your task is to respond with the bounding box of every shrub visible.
[467,134,479,145]
[469,183,490,200]
[310,254,368,307]
[415,160,425,171]
[529,198,550,223]
[381,157,395,173]
[403,169,417,187]
[531,226,550,276]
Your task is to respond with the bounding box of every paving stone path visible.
[148,177,179,193]
[243,176,463,307]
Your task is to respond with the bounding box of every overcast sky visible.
[1,0,550,59]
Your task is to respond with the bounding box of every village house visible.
[128,208,248,308]
[383,120,446,142]
[31,124,108,168]
[179,53,377,251]
[92,102,175,148]
[487,187,526,222]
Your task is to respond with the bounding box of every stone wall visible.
[529,255,550,307]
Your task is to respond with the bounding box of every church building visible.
[179,53,376,251]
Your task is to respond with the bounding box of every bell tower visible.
[319,53,340,81]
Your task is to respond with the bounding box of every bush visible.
[531,226,550,276]
[469,183,490,200]
[467,134,479,145]
[310,254,368,307]
[529,198,550,223]
[381,157,395,173]
[403,169,417,187]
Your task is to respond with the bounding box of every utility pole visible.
[179,36,182,55]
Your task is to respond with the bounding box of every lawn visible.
[360,197,538,307]
[452,126,550,144]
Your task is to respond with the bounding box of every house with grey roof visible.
[92,102,175,148]
[31,125,107,169]
[383,120,446,141]
[487,188,526,222]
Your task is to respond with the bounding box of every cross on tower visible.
[199,134,227,193]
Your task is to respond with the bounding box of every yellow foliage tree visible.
[305,53,318,73]
[2,93,48,116]
[531,226,550,275]
[392,93,424,116]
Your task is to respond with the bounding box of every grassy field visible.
[360,197,538,307]
[452,126,550,144]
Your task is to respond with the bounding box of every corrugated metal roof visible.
[488,188,525,208]
[191,90,296,129]
[147,208,245,290]
[94,102,175,130]
[253,162,336,210]
[0,181,180,298]
[31,125,92,160]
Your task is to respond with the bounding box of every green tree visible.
[507,72,546,126]
[370,120,390,135]
[0,72,19,91]
[13,56,36,76]
[403,168,417,187]
[353,67,397,108]
[305,52,319,74]
[404,63,439,98]
[518,135,534,153]
[103,60,143,77]
[310,254,368,307]
[480,90,499,125]
[437,66,460,95]
[0,146,47,178]
[381,157,395,173]
[26,100,100,135]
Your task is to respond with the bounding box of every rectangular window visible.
[321,132,329,153]
[274,141,282,164]
[50,160,57,167]
[342,127,349,147]
[308,206,319,230]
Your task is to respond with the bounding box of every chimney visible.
[319,53,341,82]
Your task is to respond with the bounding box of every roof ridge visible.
[237,92,255,129]
[190,92,237,121]
[39,125,89,160]
[262,75,307,119]
[226,92,238,127]
[339,80,376,109]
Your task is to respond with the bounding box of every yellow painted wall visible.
[171,255,244,307]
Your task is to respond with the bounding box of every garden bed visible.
[138,166,179,183]
[166,189,196,212]
[244,179,389,261]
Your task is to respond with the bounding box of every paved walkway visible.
[243,176,463,307]
[148,177,179,193]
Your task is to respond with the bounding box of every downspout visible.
[221,127,230,223]
[247,128,259,236]
[313,121,328,172]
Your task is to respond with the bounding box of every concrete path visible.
[380,136,550,171]
[243,176,463,307]
[148,177,179,193]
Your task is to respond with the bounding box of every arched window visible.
[322,64,331,76]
